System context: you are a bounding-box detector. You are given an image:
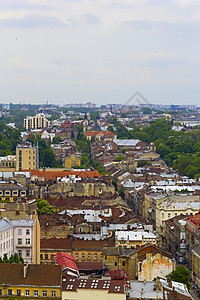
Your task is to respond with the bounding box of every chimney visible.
[23,263,28,278]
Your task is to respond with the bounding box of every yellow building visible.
[192,247,200,288]
[102,244,175,281]
[64,154,81,168]
[16,141,39,171]
[40,238,107,264]
[24,114,50,130]
[0,155,16,171]
[0,263,62,299]
[62,277,126,300]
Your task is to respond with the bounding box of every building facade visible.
[16,142,39,171]
[24,114,50,130]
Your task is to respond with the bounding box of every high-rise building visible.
[24,113,50,130]
[16,142,39,171]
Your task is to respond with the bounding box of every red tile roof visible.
[54,252,79,273]
[30,169,101,180]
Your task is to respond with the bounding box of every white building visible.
[0,218,36,263]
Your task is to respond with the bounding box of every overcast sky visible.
[0,0,200,106]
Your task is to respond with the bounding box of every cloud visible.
[0,0,51,10]
[123,20,200,31]
[81,13,101,25]
[0,14,67,28]
[137,52,185,68]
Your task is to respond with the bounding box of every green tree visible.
[37,199,54,215]
[170,265,191,290]
[52,136,62,144]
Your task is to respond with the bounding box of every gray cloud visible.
[81,13,101,25]
[0,14,67,28]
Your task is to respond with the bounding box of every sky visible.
[0,0,200,106]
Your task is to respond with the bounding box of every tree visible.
[37,199,54,215]
[137,160,151,167]
[52,136,62,144]
[121,148,126,154]
[170,265,191,290]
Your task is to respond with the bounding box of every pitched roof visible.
[30,169,101,180]
[84,131,116,137]
[77,261,104,270]
[41,238,73,250]
[62,277,126,293]
[0,264,62,287]
[54,252,79,274]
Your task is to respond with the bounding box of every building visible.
[16,141,39,171]
[40,238,114,265]
[0,263,62,299]
[84,131,117,141]
[0,180,28,202]
[192,246,200,288]
[115,230,158,248]
[102,244,174,281]
[62,276,126,300]
[0,216,40,264]
[0,155,16,170]
[186,212,200,267]
[24,113,50,130]
[64,154,81,168]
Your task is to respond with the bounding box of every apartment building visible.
[16,141,39,171]
[0,217,40,264]
[0,264,62,299]
[24,113,50,130]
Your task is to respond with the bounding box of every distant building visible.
[16,142,39,171]
[24,113,50,130]
[64,154,81,169]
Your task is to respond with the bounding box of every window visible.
[26,238,30,245]
[94,253,97,260]
[105,256,107,261]
[26,250,30,257]
[43,291,47,297]
[0,289,2,296]
[51,291,56,297]
[75,253,78,260]
[88,253,91,259]
[51,254,54,260]
[26,229,30,235]
[25,290,29,296]
[40,254,43,260]
[168,213,171,218]
[8,289,12,296]
[122,260,125,266]
[139,262,142,272]
[34,290,38,297]
[162,213,164,218]
[18,250,22,257]
[82,253,85,260]
[45,254,48,260]
[115,262,117,267]
[17,290,21,296]
[18,238,22,245]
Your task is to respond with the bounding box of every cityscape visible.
[1,0,200,299]
[0,101,199,299]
